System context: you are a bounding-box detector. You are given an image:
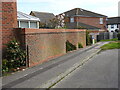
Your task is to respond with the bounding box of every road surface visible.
[52,49,119,88]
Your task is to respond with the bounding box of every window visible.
[20,21,29,28]
[30,22,37,28]
[111,25,114,28]
[70,17,74,23]
[100,18,103,24]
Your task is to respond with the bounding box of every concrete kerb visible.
[37,49,101,88]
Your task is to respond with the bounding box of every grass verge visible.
[101,41,120,50]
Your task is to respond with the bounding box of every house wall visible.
[75,17,107,30]
[17,28,86,67]
[65,16,107,30]
[107,24,119,32]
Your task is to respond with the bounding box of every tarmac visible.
[2,42,109,89]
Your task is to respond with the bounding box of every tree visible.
[49,17,60,28]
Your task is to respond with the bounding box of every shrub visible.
[117,33,120,40]
[66,40,76,52]
[2,39,26,73]
[86,31,92,45]
[2,59,9,73]
[78,43,83,48]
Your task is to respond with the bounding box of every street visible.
[52,49,119,88]
[2,42,119,89]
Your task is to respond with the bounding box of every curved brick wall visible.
[18,28,86,67]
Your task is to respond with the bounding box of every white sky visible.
[17,0,120,17]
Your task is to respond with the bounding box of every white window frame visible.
[111,25,114,28]
[70,17,74,23]
[100,18,103,24]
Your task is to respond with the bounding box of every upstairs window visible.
[111,25,114,28]
[70,17,74,23]
[100,18,103,24]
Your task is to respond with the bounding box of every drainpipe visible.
[76,8,79,28]
[77,17,79,28]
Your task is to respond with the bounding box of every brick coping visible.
[16,28,86,34]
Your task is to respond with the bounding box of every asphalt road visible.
[52,49,119,88]
[2,42,101,88]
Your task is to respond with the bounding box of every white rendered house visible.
[107,17,120,32]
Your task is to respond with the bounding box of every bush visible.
[2,39,26,73]
[117,33,120,40]
[78,43,83,48]
[66,40,76,52]
[86,31,92,45]
[2,59,9,73]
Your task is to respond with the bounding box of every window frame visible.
[100,18,103,24]
[111,25,114,29]
[70,17,74,23]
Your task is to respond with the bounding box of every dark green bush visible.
[2,59,9,73]
[86,31,92,45]
[66,40,76,52]
[78,43,83,48]
[117,33,120,40]
[2,39,26,73]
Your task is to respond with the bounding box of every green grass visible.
[101,41,120,50]
[100,38,118,42]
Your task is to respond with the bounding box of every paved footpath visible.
[2,42,109,89]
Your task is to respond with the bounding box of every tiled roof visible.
[78,22,100,29]
[30,11,55,23]
[107,17,120,24]
[17,11,40,21]
[63,8,107,17]
[66,22,100,29]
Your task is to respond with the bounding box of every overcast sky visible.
[17,0,119,17]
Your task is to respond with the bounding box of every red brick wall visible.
[0,2,2,51]
[2,1,17,49]
[18,28,86,67]
[74,17,107,30]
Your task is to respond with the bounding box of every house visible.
[107,17,120,32]
[30,11,55,28]
[57,8,107,31]
[17,11,40,29]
